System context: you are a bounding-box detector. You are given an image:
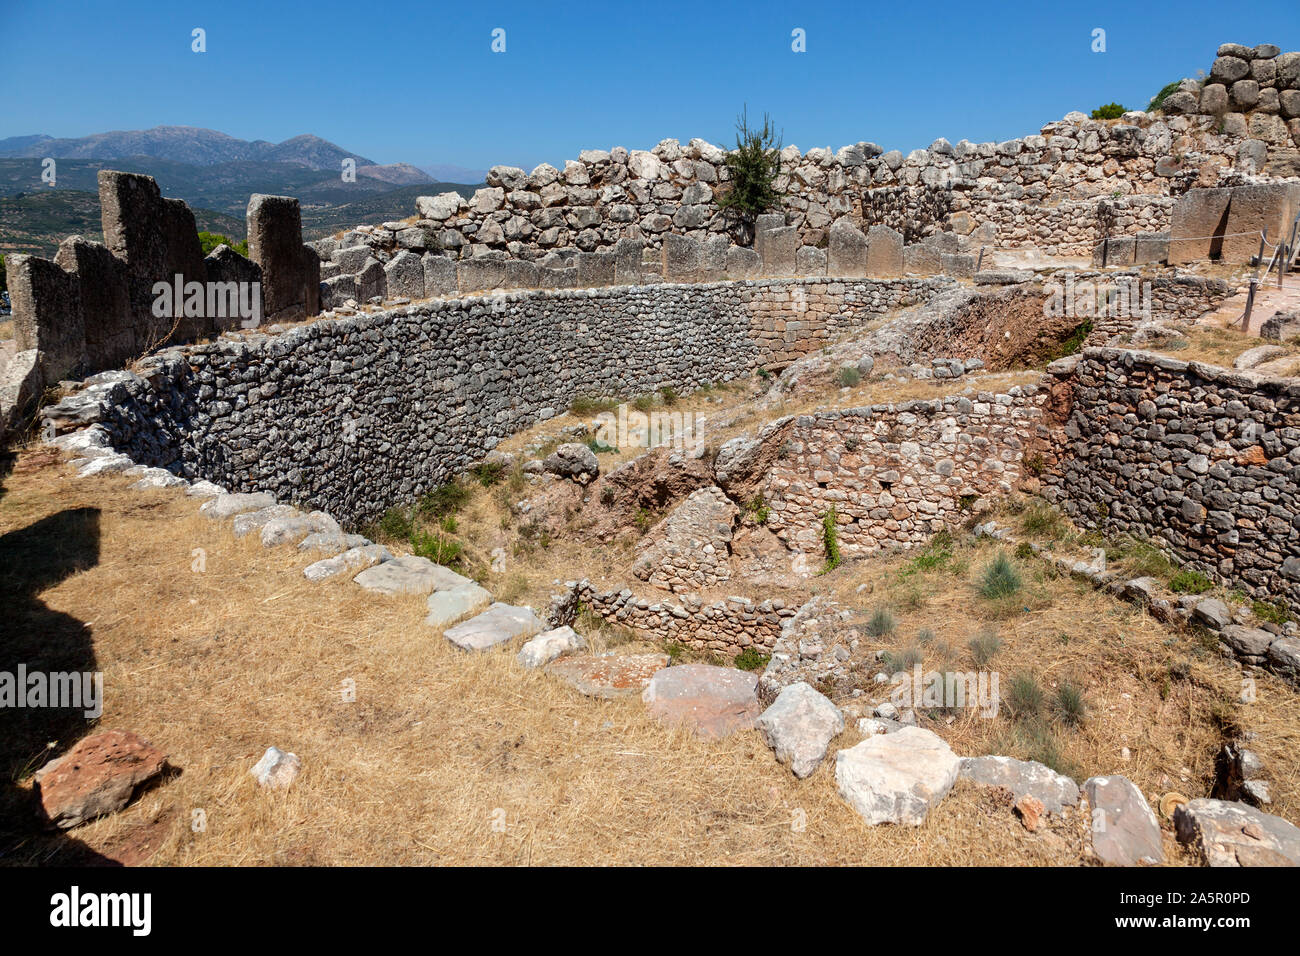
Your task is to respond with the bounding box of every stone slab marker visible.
[202,244,263,334]
[1168,187,1232,264]
[9,254,85,381]
[662,234,702,281]
[828,218,869,276]
[701,235,730,282]
[613,238,643,285]
[796,245,826,275]
[866,225,904,276]
[384,250,425,299]
[1222,183,1300,263]
[726,246,760,278]
[756,225,798,275]
[422,254,457,297]
[53,236,134,369]
[457,257,507,293]
[903,243,940,274]
[576,251,615,287]
[1133,231,1170,265]
[247,194,317,323]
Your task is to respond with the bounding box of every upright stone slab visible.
[1168,187,1233,264]
[54,236,133,370]
[384,250,425,299]
[576,251,615,287]
[504,260,538,288]
[613,238,644,285]
[828,218,869,276]
[725,246,761,278]
[662,234,702,281]
[202,244,263,334]
[796,245,826,275]
[1222,182,1300,262]
[422,254,457,297]
[1133,231,1170,265]
[866,225,904,276]
[247,194,316,322]
[903,243,941,274]
[98,169,207,344]
[8,254,85,381]
[457,257,507,293]
[356,257,387,302]
[756,225,798,275]
[701,235,730,282]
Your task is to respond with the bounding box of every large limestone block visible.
[8,253,85,381]
[757,681,844,778]
[1168,187,1233,264]
[1084,775,1164,866]
[835,726,960,825]
[642,664,762,738]
[1175,798,1300,867]
[756,225,798,275]
[444,602,547,652]
[54,236,134,369]
[661,234,702,281]
[247,193,316,322]
[866,225,904,276]
[827,218,869,276]
[1222,182,1300,262]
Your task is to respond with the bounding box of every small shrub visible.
[1051,681,1087,728]
[1252,600,1292,626]
[916,628,937,646]
[844,436,860,452]
[600,487,616,507]
[1090,102,1127,120]
[968,628,1002,668]
[1049,319,1093,360]
[410,528,463,567]
[717,107,784,240]
[634,508,654,533]
[1169,569,1213,594]
[418,481,471,520]
[834,365,861,388]
[659,386,679,406]
[570,395,618,416]
[1015,541,1036,560]
[1024,453,1045,476]
[664,640,686,663]
[632,394,656,413]
[882,645,922,672]
[1006,672,1045,720]
[733,648,771,671]
[370,506,413,543]
[958,494,979,512]
[1020,500,1067,539]
[865,607,897,638]
[745,495,770,525]
[978,552,1023,600]
[470,461,505,487]
[1148,81,1182,113]
[819,505,842,574]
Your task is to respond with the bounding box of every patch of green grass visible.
[1006,671,1045,721]
[570,395,619,416]
[834,365,861,388]
[993,718,1083,781]
[978,552,1023,600]
[410,528,463,567]
[733,647,771,671]
[470,461,505,487]
[968,628,1002,668]
[417,480,472,520]
[659,386,678,406]
[1050,681,1087,729]
[1169,569,1214,594]
[1020,500,1068,540]
[1047,319,1093,362]
[1148,80,1182,113]
[865,607,897,638]
[366,505,414,543]
[632,394,656,413]
[744,495,771,525]
[1252,600,1293,626]
[881,645,922,672]
[900,530,953,577]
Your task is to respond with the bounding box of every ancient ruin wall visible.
[761,390,1048,556]
[1042,348,1300,610]
[94,277,947,525]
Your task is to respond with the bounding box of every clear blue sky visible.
[5,0,1298,171]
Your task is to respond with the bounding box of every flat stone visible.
[1084,775,1164,866]
[835,726,960,826]
[546,653,671,698]
[353,555,467,595]
[232,504,299,537]
[443,602,547,651]
[424,583,493,629]
[517,625,587,668]
[298,531,370,555]
[756,681,844,778]
[959,755,1080,814]
[642,664,762,738]
[1175,798,1300,866]
[201,491,277,519]
[1192,598,1232,630]
[1220,624,1275,659]
[34,730,168,829]
[303,544,391,581]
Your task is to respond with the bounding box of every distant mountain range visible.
[0,126,486,255]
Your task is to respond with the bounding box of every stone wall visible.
[10,173,317,381]
[1042,348,1300,611]
[87,276,950,526]
[756,389,1047,556]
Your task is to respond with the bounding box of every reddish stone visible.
[1015,794,1046,832]
[642,664,762,738]
[34,730,168,829]
[1236,446,1269,466]
[546,653,670,699]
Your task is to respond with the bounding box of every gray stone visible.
[835,726,960,826]
[516,625,586,668]
[1169,188,1233,265]
[384,250,425,300]
[8,254,85,381]
[55,236,135,368]
[642,664,762,738]
[661,234,702,281]
[1175,798,1300,866]
[422,255,457,297]
[1193,597,1232,630]
[298,531,369,555]
[725,246,761,278]
[756,225,798,275]
[865,225,904,276]
[959,755,1080,814]
[303,544,391,581]
[200,492,278,519]
[424,583,493,629]
[354,555,468,596]
[247,194,317,323]
[827,218,869,276]
[1084,775,1164,866]
[1220,625,1275,660]
[756,681,844,778]
[544,442,599,483]
[444,602,547,651]
[1222,183,1300,262]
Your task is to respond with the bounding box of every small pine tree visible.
[1090,102,1126,120]
[718,107,784,245]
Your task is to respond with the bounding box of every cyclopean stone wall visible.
[1041,347,1300,611]
[84,276,954,526]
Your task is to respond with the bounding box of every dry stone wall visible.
[86,277,948,526]
[1042,348,1300,611]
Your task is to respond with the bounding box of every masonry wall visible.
[95,277,950,525]
[761,390,1047,555]
[1042,348,1300,610]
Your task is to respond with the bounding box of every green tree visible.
[1090,102,1127,120]
[718,107,784,244]
[198,231,249,257]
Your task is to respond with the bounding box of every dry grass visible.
[1143,323,1300,372]
[0,448,1112,866]
[0,318,14,341]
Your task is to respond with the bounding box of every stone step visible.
[425,583,493,629]
[353,555,470,596]
[546,652,671,698]
[444,602,547,651]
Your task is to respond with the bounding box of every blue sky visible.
[5,0,1298,172]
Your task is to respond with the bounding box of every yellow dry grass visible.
[1144,323,1300,372]
[3,445,1248,866]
